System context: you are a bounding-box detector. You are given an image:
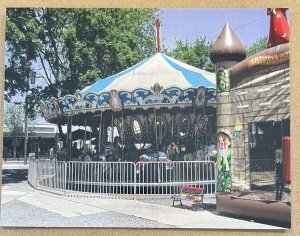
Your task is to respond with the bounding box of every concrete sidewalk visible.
[2,182,283,229]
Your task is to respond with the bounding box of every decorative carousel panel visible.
[65,96,79,110]
[74,100,89,110]
[97,92,110,108]
[58,99,70,112]
[161,87,181,103]
[144,94,172,105]
[178,89,195,104]
[134,89,153,105]
[120,91,138,106]
[120,89,153,106]
[194,87,207,107]
[83,93,98,109]
[206,88,217,104]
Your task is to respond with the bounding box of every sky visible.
[160,8,272,50]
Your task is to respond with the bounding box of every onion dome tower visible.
[209,23,245,193]
[210,22,246,65]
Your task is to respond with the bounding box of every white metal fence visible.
[28,159,216,199]
[28,159,38,188]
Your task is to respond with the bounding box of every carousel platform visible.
[216,191,291,225]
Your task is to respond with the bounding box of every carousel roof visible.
[82,53,215,94]
[42,53,217,122]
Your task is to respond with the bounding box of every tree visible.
[4,103,26,159]
[5,8,159,119]
[163,38,214,72]
[246,36,268,57]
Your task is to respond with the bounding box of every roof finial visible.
[156,19,161,53]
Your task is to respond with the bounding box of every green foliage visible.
[5,8,159,119]
[4,103,24,137]
[246,36,268,57]
[163,38,214,72]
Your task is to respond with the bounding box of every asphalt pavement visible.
[0,161,288,229]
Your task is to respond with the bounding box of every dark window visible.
[248,119,290,191]
[249,120,290,160]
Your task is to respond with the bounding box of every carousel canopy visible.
[82,53,215,94]
[42,53,217,122]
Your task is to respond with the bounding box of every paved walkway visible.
[0,162,287,229]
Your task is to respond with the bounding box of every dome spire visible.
[156,19,161,53]
[210,22,246,64]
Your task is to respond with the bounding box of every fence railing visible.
[36,160,66,193]
[28,159,38,187]
[250,159,276,191]
[66,161,136,196]
[28,159,216,199]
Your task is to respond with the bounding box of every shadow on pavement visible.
[2,169,28,184]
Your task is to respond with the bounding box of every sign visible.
[247,51,289,68]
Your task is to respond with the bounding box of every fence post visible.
[64,161,67,196]
[134,162,137,201]
[35,159,38,189]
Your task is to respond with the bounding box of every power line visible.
[208,15,268,41]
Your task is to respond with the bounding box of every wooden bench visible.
[172,185,205,211]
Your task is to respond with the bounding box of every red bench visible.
[172,185,205,211]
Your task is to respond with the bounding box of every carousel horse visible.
[135,150,173,175]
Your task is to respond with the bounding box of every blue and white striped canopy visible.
[82,53,215,94]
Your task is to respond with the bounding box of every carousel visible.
[38,21,219,198]
[41,51,217,163]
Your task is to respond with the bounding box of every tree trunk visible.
[57,122,66,147]
[13,138,17,159]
